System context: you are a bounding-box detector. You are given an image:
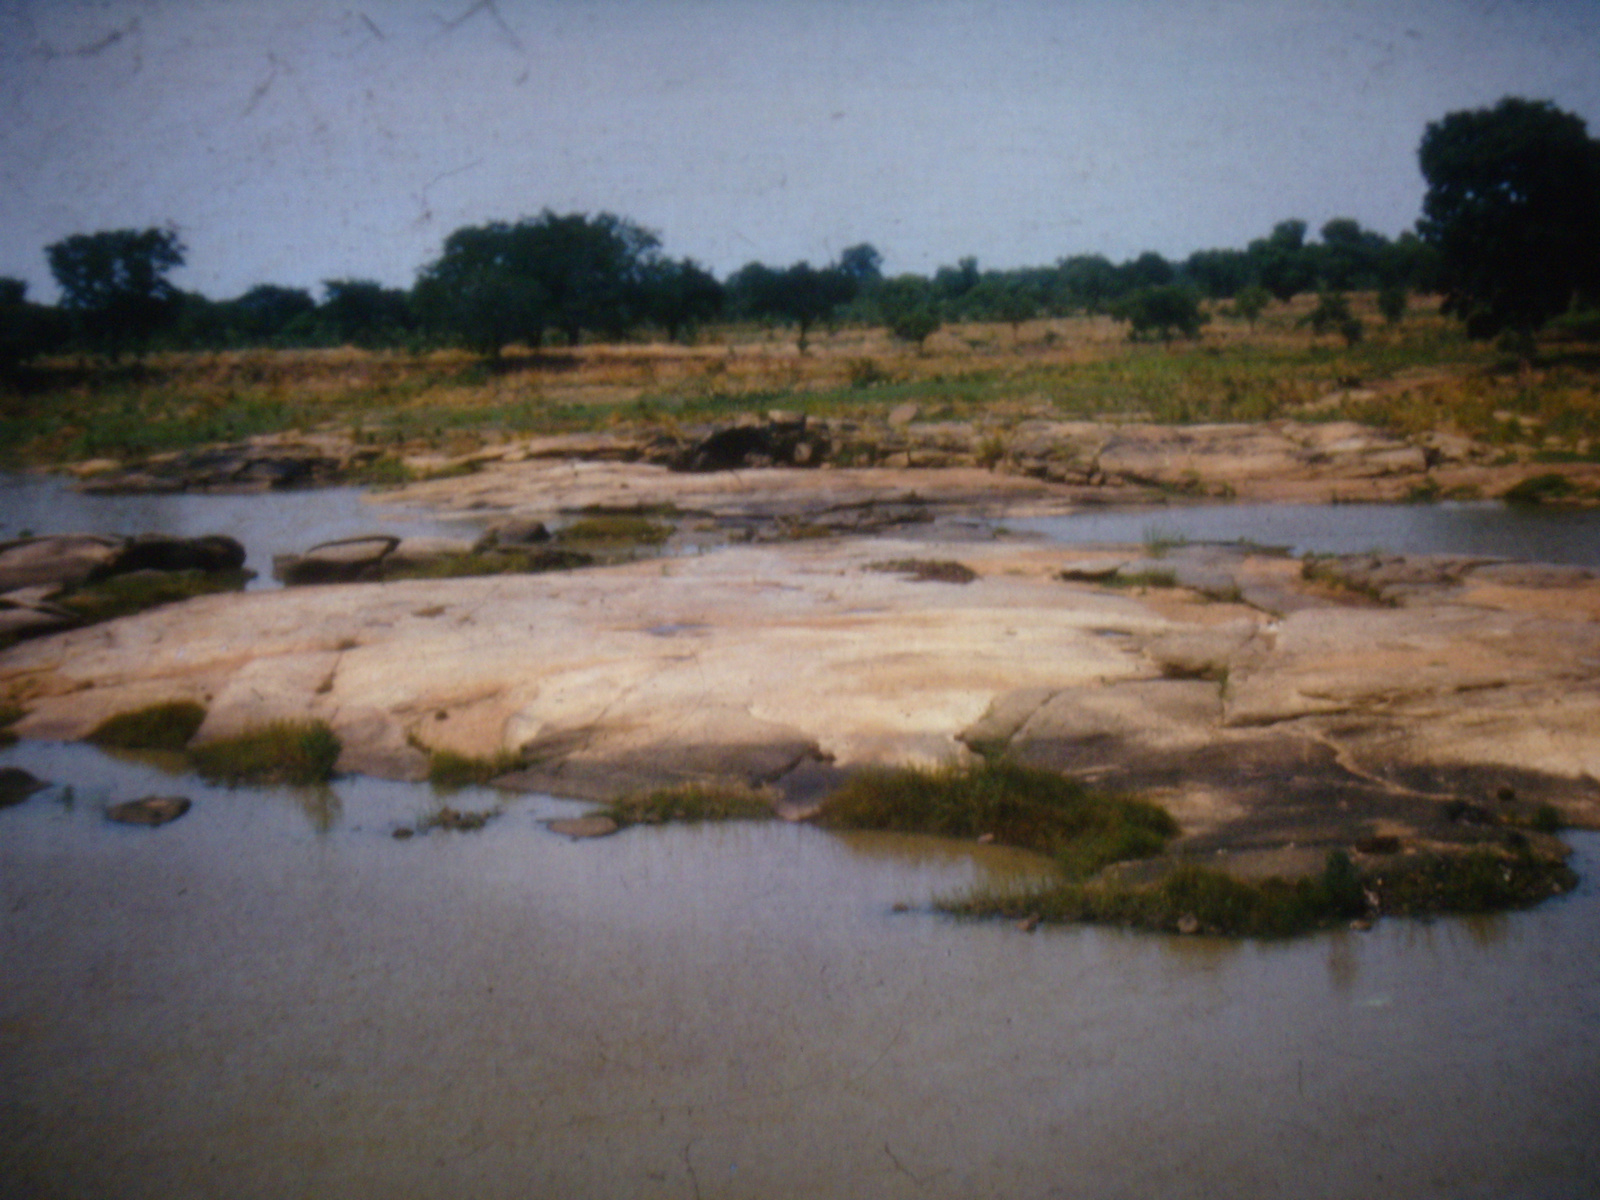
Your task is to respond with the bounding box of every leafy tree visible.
[1184,247,1253,299]
[1113,285,1206,342]
[876,274,941,349]
[0,277,67,371]
[1314,218,1390,292]
[230,285,316,344]
[1377,283,1408,327]
[1230,284,1270,329]
[1120,251,1175,292]
[414,211,661,355]
[1300,291,1363,347]
[934,256,980,300]
[1419,96,1600,339]
[642,257,723,343]
[45,226,185,359]
[837,243,884,290]
[1248,220,1316,303]
[320,279,415,348]
[729,260,855,351]
[1057,254,1120,313]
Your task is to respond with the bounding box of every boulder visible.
[0,534,124,592]
[273,536,398,585]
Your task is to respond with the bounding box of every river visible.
[3,480,1600,1197]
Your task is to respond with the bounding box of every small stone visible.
[1177,914,1201,936]
[1017,913,1041,933]
[392,827,414,840]
[976,832,996,844]
[1349,918,1373,932]
[107,796,191,826]
[548,815,619,839]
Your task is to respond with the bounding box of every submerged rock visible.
[106,796,192,826]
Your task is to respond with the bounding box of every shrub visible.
[605,782,774,827]
[191,720,341,785]
[87,700,206,752]
[818,759,1177,875]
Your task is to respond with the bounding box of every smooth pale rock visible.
[547,815,619,838]
[0,534,124,591]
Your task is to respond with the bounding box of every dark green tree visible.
[876,274,941,349]
[0,277,67,371]
[230,285,317,344]
[320,279,415,348]
[1229,284,1270,329]
[1300,291,1364,347]
[1248,220,1316,303]
[1057,255,1120,313]
[837,243,884,290]
[1419,96,1600,339]
[45,226,186,359]
[1314,218,1390,292]
[642,257,724,343]
[1113,285,1206,342]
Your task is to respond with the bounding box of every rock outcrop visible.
[5,537,1597,857]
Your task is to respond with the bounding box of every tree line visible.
[4,96,1598,369]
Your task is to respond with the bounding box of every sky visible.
[2,0,1599,303]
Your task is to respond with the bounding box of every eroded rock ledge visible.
[4,535,1597,867]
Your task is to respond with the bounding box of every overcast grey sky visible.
[3,0,1598,302]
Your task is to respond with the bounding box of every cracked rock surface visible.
[4,529,1597,860]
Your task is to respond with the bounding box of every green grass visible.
[56,569,251,624]
[425,746,524,790]
[87,700,206,752]
[191,719,341,786]
[603,782,775,827]
[381,547,592,581]
[945,843,1574,937]
[817,759,1177,877]
[554,514,673,546]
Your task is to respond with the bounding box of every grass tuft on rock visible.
[87,700,207,752]
[56,569,251,624]
[555,514,673,546]
[604,782,775,827]
[817,759,1177,876]
[191,719,341,786]
[425,746,524,791]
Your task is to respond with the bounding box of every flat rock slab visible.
[5,533,1600,851]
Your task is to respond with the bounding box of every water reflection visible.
[3,746,1598,1198]
[0,473,487,588]
[1014,500,1600,568]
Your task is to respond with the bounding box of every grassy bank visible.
[5,299,1597,468]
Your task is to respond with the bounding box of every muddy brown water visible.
[3,741,1599,1199]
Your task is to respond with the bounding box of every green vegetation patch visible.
[1501,472,1581,505]
[87,700,206,752]
[818,759,1177,877]
[867,558,978,584]
[191,719,341,786]
[604,781,775,827]
[425,746,524,791]
[555,513,673,546]
[418,804,499,833]
[56,568,251,624]
[946,844,1574,937]
[382,547,592,581]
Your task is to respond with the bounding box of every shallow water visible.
[1012,500,1600,568]
[0,473,485,588]
[3,740,1598,1199]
